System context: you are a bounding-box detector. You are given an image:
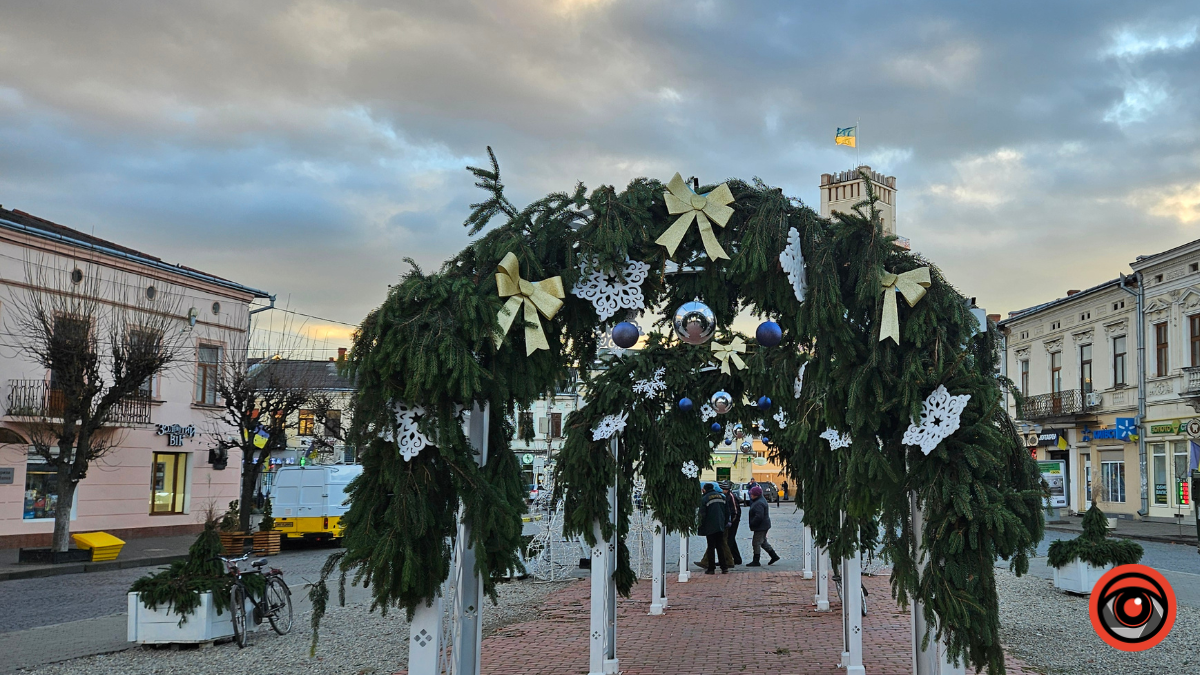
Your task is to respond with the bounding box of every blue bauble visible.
[724,438,733,445]
[755,321,783,347]
[762,436,770,444]
[711,422,722,433]
[678,397,693,412]
[757,396,772,410]
[611,322,640,349]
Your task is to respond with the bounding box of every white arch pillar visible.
[649,519,667,614]
[678,533,690,582]
[814,546,830,611]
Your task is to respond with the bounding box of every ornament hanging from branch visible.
[632,367,667,399]
[711,337,747,374]
[392,403,432,462]
[570,256,650,321]
[902,385,971,455]
[673,301,717,345]
[495,252,566,355]
[700,403,717,422]
[592,411,630,441]
[773,409,788,429]
[656,173,736,261]
[779,227,808,303]
[681,461,699,479]
[819,428,852,450]
[794,362,807,399]
[878,266,931,344]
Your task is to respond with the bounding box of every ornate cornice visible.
[1103,319,1128,336]
[1072,329,1094,345]
[1014,346,1030,360]
[1043,336,1063,353]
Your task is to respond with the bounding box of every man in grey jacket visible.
[745,485,780,566]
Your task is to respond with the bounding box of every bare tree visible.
[6,259,187,552]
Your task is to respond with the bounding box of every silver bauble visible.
[734,424,745,439]
[740,440,752,452]
[710,390,733,415]
[673,301,717,345]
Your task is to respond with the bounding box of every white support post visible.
[451,402,489,675]
[814,547,830,611]
[911,492,966,675]
[407,597,443,675]
[589,436,619,675]
[678,533,690,583]
[801,514,814,580]
[649,519,667,615]
[840,547,865,675]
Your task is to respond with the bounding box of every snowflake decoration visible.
[902,385,971,455]
[592,411,629,441]
[681,461,699,478]
[820,428,852,450]
[773,409,788,429]
[794,362,807,399]
[632,367,667,399]
[571,256,651,321]
[779,227,808,303]
[700,403,717,422]
[392,403,432,462]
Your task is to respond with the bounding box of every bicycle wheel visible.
[860,584,867,617]
[266,576,293,636]
[230,585,248,648]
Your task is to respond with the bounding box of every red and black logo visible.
[1089,564,1175,651]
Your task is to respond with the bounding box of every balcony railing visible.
[1018,389,1094,420]
[1183,367,1200,395]
[6,379,152,426]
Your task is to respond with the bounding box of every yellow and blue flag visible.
[835,126,856,148]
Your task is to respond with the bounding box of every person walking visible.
[720,480,743,565]
[697,483,730,574]
[781,481,789,501]
[746,485,780,567]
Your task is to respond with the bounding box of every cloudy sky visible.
[1,0,1198,349]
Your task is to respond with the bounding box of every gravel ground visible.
[20,578,571,675]
[996,568,1200,675]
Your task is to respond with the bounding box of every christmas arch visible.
[312,150,1045,675]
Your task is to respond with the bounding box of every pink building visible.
[0,206,268,548]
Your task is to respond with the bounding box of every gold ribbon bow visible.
[879,267,931,344]
[711,337,747,374]
[495,252,566,355]
[656,173,736,261]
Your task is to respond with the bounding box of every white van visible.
[270,465,363,542]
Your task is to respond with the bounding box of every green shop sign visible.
[1150,421,1181,434]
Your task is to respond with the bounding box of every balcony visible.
[1017,389,1096,421]
[1180,367,1200,412]
[6,380,151,426]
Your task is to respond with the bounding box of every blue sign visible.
[1082,418,1137,443]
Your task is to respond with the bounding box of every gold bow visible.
[495,252,566,355]
[655,173,735,261]
[879,267,931,344]
[711,337,747,374]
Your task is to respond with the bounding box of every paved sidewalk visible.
[0,534,195,581]
[400,570,1035,675]
[1045,514,1198,546]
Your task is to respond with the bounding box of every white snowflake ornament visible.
[700,403,717,422]
[779,227,808,303]
[593,411,630,441]
[571,256,651,321]
[820,428,852,450]
[773,409,788,429]
[794,362,807,399]
[632,367,667,399]
[903,385,971,455]
[392,403,432,462]
[681,461,699,479]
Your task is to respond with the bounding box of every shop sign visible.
[1187,418,1200,438]
[1037,430,1067,448]
[1150,421,1181,435]
[1179,480,1191,506]
[1082,418,1138,443]
[1038,460,1067,508]
[522,453,535,465]
[155,424,196,447]
[0,467,13,484]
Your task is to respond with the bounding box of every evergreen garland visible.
[1047,505,1143,568]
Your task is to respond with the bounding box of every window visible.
[1101,461,1126,503]
[518,411,534,438]
[195,344,221,405]
[1113,300,1125,311]
[550,412,562,439]
[1152,443,1168,505]
[1191,263,1199,273]
[130,330,162,399]
[1051,321,1061,330]
[151,452,187,514]
[1113,335,1127,386]
[1080,312,1091,321]
[1080,344,1092,393]
[298,410,315,436]
[1154,274,1163,283]
[323,410,342,437]
[1155,322,1169,376]
[1191,315,1200,367]
[23,458,66,520]
[1019,359,1030,395]
[1050,351,1062,394]
[1019,330,1029,340]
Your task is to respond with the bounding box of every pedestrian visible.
[697,482,730,574]
[720,480,742,565]
[781,481,789,501]
[746,485,780,567]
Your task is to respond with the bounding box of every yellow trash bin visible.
[72,532,125,562]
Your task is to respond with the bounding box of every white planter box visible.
[1052,559,1113,595]
[128,591,256,644]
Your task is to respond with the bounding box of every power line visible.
[253,306,358,328]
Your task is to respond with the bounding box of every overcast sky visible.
[1,1,1198,349]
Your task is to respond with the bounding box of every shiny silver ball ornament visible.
[710,390,733,415]
[740,440,752,452]
[734,424,745,439]
[673,301,717,345]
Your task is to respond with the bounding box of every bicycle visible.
[216,553,294,648]
[830,557,869,617]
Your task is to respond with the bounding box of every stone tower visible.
[819,166,898,237]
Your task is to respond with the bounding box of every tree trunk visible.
[51,477,76,552]
[239,454,259,532]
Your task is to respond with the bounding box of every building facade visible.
[512,390,580,489]
[819,166,898,236]
[0,206,269,548]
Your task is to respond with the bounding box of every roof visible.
[247,359,354,391]
[998,277,1125,326]
[0,205,270,299]
[1130,236,1200,271]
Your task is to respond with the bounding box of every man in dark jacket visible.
[697,483,730,574]
[694,480,741,569]
[746,485,780,566]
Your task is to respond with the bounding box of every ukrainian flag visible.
[835,126,856,148]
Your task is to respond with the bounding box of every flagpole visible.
[856,117,860,169]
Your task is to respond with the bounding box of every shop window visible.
[323,410,342,437]
[1113,336,1127,386]
[1172,440,1190,508]
[195,344,221,405]
[23,458,66,520]
[1152,443,1168,505]
[1101,461,1126,503]
[151,452,188,514]
[1155,322,1169,376]
[298,410,315,436]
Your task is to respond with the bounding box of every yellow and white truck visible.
[270,464,362,542]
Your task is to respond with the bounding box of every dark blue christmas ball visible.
[724,438,733,445]
[678,397,693,412]
[611,322,639,349]
[755,320,783,347]
[757,396,772,410]
[711,422,722,433]
[762,436,770,444]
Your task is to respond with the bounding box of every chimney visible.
[1066,290,1081,296]
[987,314,1001,323]
[337,347,347,359]
[329,357,334,362]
